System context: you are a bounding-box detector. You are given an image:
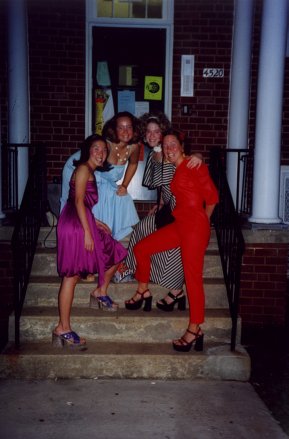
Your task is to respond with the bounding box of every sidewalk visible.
[0,379,287,439]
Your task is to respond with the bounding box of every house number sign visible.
[203,68,224,78]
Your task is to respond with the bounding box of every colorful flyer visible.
[118,90,135,114]
[144,76,163,100]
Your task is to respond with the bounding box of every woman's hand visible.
[148,204,159,215]
[95,219,112,234]
[187,154,202,169]
[116,184,128,196]
[84,230,94,252]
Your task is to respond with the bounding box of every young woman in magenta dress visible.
[54,134,127,347]
[125,130,219,352]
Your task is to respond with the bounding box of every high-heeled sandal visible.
[90,294,118,312]
[156,290,186,312]
[125,289,152,312]
[172,327,204,352]
[52,331,86,348]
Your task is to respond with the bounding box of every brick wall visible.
[0,0,288,178]
[173,0,233,158]
[240,242,289,329]
[28,0,86,182]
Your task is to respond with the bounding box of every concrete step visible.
[0,340,250,381]
[9,307,241,345]
[30,248,223,278]
[37,227,219,251]
[25,276,228,309]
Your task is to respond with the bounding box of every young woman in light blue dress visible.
[92,112,140,240]
[60,112,141,241]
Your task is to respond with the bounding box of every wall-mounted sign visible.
[144,76,163,100]
[181,55,194,97]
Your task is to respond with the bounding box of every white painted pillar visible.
[250,0,288,223]
[227,0,254,208]
[8,0,30,207]
[0,104,5,219]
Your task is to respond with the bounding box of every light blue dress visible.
[92,165,139,241]
[60,151,139,241]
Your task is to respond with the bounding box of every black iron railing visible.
[1,143,24,212]
[222,148,254,217]
[9,144,47,347]
[209,148,246,351]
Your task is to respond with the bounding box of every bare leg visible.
[89,264,120,311]
[54,275,79,334]
[90,263,119,297]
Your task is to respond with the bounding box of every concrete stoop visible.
[26,276,228,308]
[9,308,241,344]
[0,341,250,381]
[0,227,251,381]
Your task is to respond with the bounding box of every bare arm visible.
[205,204,216,221]
[117,143,141,195]
[74,165,94,252]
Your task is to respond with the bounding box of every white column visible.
[8,0,30,207]
[0,104,5,219]
[250,0,288,223]
[227,0,254,208]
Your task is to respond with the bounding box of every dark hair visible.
[73,134,111,171]
[162,128,193,155]
[139,112,171,139]
[163,128,186,143]
[102,111,141,144]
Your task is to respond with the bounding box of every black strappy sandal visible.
[156,290,186,312]
[173,327,204,352]
[125,289,152,312]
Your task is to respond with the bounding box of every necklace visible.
[115,144,130,163]
[153,145,162,153]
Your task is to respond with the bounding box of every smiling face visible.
[116,116,134,143]
[145,121,162,148]
[162,134,184,166]
[89,140,108,167]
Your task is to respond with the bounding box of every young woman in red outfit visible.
[125,130,219,352]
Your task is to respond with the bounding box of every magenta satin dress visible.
[57,174,127,286]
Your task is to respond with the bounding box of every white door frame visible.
[85,0,174,136]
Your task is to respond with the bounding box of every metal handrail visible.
[209,148,245,351]
[223,148,254,216]
[10,144,47,347]
[1,143,18,211]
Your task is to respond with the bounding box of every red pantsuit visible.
[134,160,219,324]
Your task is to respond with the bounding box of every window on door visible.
[97,0,163,19]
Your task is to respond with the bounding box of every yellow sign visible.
[144,76,163,101]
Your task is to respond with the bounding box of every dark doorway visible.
[92,26,166,130]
